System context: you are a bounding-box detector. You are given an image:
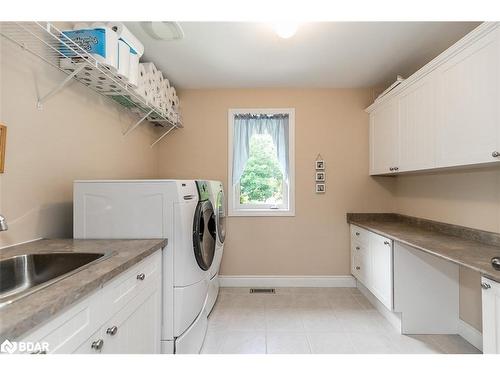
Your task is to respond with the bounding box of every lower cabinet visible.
[350,225,393,310]
[21,250,162,354]
[482,276,500,354]
[100,285,161,354]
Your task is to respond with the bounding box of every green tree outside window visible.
[240,134,284,204]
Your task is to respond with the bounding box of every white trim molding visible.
[218,275,356,288]
[458,319,483,351]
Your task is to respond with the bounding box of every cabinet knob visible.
[355,266,361,270]
[356,246,360,250]
[106,326,118,336]
[91,339,104,351]
[481,282,491,290]
[492,151,500,158]
[394,167,399,171]
[355,232,360,236]
[384,241,390,245]
[137,273,146,281]
[492,257,500,270]
[389,167,394,171]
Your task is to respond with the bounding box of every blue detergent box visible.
[61,28,107,58]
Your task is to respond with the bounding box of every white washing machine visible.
[73,180,216,354]
[205,180,226,315]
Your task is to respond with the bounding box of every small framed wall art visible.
[315,159,325,170]
[315,154,326,193]
[315,183,326,193]
[315,171,325,182]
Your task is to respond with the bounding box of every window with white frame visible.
[228,108,295,216]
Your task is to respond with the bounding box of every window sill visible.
[228,208,295,217]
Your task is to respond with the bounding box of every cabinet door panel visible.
[436,29,500,167]
[101,275,162,354]
[482,277,500,354]
[368,233,393,310]
[370,99,399,175]
[398,77,436,171]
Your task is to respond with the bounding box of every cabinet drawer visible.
[351,225,369,245]
[351,252,361,279]
[101,251,162,317]
[351,241,367,257]
[21,288,103,354]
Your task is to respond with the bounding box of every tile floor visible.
[200,287,481,354]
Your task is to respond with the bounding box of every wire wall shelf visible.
[0,22,182,147]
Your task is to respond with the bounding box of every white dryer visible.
[205,180,226,315]
[73,180,216,354]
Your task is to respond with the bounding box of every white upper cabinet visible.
[436,27,500,168]
[398,76,437,172]
[367,23,500,175]
[369,99,399,175]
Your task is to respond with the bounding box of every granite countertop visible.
[0,238,167,341]
[347,213,500,283]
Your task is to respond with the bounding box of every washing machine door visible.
[193,200,216,271]
[216,189,226,244]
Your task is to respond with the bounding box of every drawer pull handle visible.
[106,326,118,336]
[355,266,361,270]
[481,282,491,290]
[91,339,104,351]
[137,273,146,281]
[384,241,390,245]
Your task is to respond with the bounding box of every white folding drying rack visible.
[0,21,182,147]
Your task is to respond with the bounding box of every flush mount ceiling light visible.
[140,22,184,41]
[273,22,300,39]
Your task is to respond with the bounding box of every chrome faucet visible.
[0,215,8,231]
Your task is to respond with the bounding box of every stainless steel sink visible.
[0,251,113,307]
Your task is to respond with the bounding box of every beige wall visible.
[395,168,500,331]
[0,33,159,247]
[158,89,396,276]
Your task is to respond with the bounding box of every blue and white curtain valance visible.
[232,113,289,186]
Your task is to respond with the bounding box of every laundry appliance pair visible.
[73,179,225,353]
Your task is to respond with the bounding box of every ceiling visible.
[126,22,480,89]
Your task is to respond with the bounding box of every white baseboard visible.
[218,275,356,288]
[458,319,483,351]
[356,280,402,332]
